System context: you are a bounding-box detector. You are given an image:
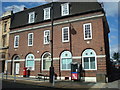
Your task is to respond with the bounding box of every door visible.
[15,63,20,75]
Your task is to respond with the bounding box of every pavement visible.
[1,75,120,89]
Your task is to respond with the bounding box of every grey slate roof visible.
[10,2,103,29]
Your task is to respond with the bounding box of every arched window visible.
[61,51,72,70]
[82,49,97,70]
[42,52,51,70]
[26,54,35,70]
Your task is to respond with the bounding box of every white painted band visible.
[6,55,106,62]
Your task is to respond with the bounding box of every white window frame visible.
[25,54,35,70]
[41,52,51,71]
[82,49,97,70]
[14,35,19,48]
[28,12,35,23]
[83,23,92,40]
[28,33,33,46]
[62,27,69,42]
[61,3,69,16]
[44,30,50,44]
[44,7,51,20]
[60,51,72,71]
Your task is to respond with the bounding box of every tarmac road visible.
[2,80,64,90]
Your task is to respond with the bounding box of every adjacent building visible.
[6,2,110,82]
[0,11,12,73]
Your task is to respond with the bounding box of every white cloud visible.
[110,35,117,39]
[4,5,26,13]
[110,44,119,58]
[103,2,118,17]
[110,27,118,32]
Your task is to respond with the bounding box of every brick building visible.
[6,2,110,82]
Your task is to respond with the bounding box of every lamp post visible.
[49,2,54,83]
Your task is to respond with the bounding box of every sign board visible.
[71,72,78,80]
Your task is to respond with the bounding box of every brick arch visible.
[12,54,20,60]
[40,51,51,59]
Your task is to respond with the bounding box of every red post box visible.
[23,67,27,77]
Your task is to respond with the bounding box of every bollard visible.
[6,71,8,80]
[14,73,16,82]
[2,72,4,80]
[52,75,55,86]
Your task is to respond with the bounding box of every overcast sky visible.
[0,0,119,58]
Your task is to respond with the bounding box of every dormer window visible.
[44,7,51,20]
[61,3,69,16]
[28,12,35,23]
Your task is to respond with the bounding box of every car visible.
[114,63,120,69]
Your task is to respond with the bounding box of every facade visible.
[7,2,110,82]
[0,11,12,73]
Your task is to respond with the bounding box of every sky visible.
[0,0,119,58]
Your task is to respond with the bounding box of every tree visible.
[112,52,120,61]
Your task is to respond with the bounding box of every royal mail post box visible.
[23,67,27,77]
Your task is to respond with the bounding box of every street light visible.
[49,2,54,83]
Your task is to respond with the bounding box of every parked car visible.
[114,62,120,69]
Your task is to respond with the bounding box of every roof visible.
[10,2,103,29]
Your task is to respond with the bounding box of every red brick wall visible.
[8,11,108,77]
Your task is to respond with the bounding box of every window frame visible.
[4,21,7,32]
[2,35,6,47]
[83,23,92,40]
[41,52,51,71]
[28,12,35,23]
[61,3,69,16]
[28,33,34,46]
[14,35,19,48]
[25,54,35,70]
[82,49,97,70]
[62,27,70,42]
[44,30,50,44]
[43,7,51,20]
[60,51,72,71]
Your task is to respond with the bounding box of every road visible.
[2,80,67,90]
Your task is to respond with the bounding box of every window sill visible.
[62,41,69,43]
[42,69,49,71]
[61,69,71,71]
[44,43,50,45]
[14,47,18,49]
[28,45,33,47]
[83,69,97,71]
[84,38,92,41]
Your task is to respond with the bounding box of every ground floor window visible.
[26,54,35,70]
[82,49,97,70]
[61,51,72,70]
[42,52,51,70]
